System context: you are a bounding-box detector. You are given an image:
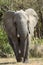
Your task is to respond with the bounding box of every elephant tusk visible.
[17,34,20,38]
[19,49,21,54]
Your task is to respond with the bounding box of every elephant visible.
[3,8,39,62]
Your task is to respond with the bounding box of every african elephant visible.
[3,8,39,62]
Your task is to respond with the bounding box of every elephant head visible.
[3,8,39,62]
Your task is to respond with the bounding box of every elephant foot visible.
[23,59,29,63]
[17,56,22,62]
[16,52,22,62]
[22,57,29,63]
[24,59,29,63]
[17,58,22,62]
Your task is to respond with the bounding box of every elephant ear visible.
[25,8,39,36]
[3,10,16,37]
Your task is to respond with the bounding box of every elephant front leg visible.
[22,34,29,63]
[8,36,22,62]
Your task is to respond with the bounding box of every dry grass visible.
[0,58,43,65]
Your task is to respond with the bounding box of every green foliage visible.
[32,38,43,45]
[0,25,13,54]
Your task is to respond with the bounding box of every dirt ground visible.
[0,58,43,65]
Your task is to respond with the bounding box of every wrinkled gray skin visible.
[3,8,38,62]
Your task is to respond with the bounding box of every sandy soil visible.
[0,58,43,65]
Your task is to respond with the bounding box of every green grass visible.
[32,38,43,45]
